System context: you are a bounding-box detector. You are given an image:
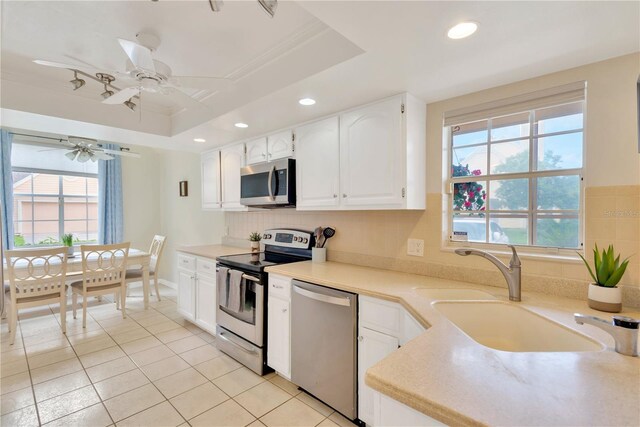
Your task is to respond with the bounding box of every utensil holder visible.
[312,248,326,263]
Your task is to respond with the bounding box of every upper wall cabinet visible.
[220,144,247,211]
[295,117,340,209]
[245,137,268,165]
[245,131,294,166]
[297,94,426,211]
[201,150,221,210]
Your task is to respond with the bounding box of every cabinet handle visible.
[273,284,283,289]
[282,308,287,313]
[343,194,347,198]
[358,336,363,342]
[333,194,337,198]
[262,153,266,158]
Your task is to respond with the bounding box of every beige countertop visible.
[175,244,251,259]
[265,261,640,427]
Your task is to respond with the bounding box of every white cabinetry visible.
[295,117,340,209]
[220,144,247,210]
[373,393,444,426]
[267,130,294,162]
[201,150,221,210]
[296,94,426,211]
[245,131,294,166]
[267,274,292,379]
[245,137,268,165]
[176,252,218,335]
[358,296,426,426]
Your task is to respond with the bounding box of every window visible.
[12,171,98,247]
[446,85,585,249]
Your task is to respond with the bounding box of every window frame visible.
[444,100,586,257]
[12,166,99,247]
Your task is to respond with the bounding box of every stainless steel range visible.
[215,228,313,375]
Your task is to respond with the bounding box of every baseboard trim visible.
[126,279,177,290]
[158,279,177,290]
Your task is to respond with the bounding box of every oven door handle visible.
[215,268,261,284]
[267,165,276,201]
[218,331,258,355]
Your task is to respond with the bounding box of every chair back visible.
[148,235,166,273]
[80,242,130,290]
[5,247,68,301]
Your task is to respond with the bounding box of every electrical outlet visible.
[407,239,424,257]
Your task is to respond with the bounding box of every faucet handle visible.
[507,245,521,267]
[613,316,640,330]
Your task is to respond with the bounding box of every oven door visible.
[240,158,295,207]
[216,268,264,347]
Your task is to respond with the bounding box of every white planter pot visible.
[588,283,622,313]
[250,241,260,253]
[66,246,74,257]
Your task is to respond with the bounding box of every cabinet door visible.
[177,268,195,321]
[245,138,268,165]
[267,296,291,379]
[195,273,217,334]
[295,117,340,209]
[267,130,294,162]
[201,150,221,210]
[220,144,246,209]
[358,326,399,426]
[340,97,405,208]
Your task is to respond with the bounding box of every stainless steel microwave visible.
[240,158,296,208]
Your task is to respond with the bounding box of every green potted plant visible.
[578,243,630,313]
[249,232,262,253]
[62,233,75,257]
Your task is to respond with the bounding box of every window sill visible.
[442,241,583,264]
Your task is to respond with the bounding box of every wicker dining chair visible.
[125,235,166,302]
[71,242,130,328]
[4,247,68,345]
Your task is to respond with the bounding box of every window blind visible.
[444,81,586,127]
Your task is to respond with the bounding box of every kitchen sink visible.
[415,288,496,301]
[433,301,604,352]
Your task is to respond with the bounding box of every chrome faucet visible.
[574,314,639,357]
[455,245,521,302]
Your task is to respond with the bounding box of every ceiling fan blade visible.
[91,151,114,161]
[101,148,141,158]
[118,38,155,73]
[33,59,92,71]
[102,87,140,105]
[37,147,66,152]
[170,76,233,91]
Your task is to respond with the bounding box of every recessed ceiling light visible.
[299,98,316,106]
[447,22,478,40]
[235,122,249,128]
[193,138,206,143]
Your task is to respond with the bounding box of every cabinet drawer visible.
[269,274,292,300]
[359,295,402,337]
[197,258,217,276]
[177,253,196,271]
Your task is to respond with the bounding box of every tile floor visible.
[0,285,354,427]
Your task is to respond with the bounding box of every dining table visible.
[2,247,152,311]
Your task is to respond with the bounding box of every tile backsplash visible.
[225,185,640,307]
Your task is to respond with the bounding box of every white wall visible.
[121,146,225,284]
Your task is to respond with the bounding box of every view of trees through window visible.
[450,101,583,249]
[12,171,98,247]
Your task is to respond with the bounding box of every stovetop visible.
[217,251,309,274]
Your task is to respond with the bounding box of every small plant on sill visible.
[61,233,74,247]
[578,243,630,287]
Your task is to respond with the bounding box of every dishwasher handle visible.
[293,284,352,307]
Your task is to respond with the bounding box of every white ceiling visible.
[1,1,639,152]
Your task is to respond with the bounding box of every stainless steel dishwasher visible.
[291,279,358,421]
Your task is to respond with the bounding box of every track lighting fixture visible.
[69,71,85,90]
[124,98,137,111]
[101,83,115,99]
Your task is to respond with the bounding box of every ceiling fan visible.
[34,33,232,110]
[38,136,140,163]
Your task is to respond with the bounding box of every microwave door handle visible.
[267,165,276,201]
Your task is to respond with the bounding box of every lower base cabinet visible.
[373,392,445,426]
[267,274,292,379]
[176,252,218,335]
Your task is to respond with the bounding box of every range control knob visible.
[293,236,299,242]
[263,234,268,240]
[302,238,308,244]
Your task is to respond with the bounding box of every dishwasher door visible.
[291,280,357,420]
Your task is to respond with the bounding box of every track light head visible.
[124,99,137,111]
[258,0,277,17]
[101,83,115,99]
[69,71,85,90]
[209,0,223,12]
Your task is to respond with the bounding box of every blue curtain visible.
[98,143,124,244]
[0,130,14,250]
